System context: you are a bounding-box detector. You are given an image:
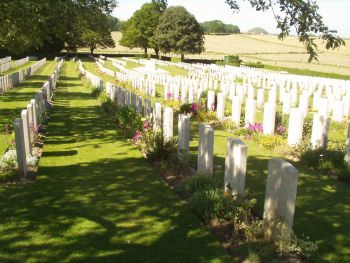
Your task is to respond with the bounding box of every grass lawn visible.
[81,59,350,262]
[0,61,36,76]
[0,61,231,262]
[0,60,58,154]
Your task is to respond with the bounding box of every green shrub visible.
[302,117,313,139]
[140,129,177,162]
[179,103,193,114]
[182,174,223,195]
[115,106,143,136]
[97,91,113,113]
[254,134,285,149]
[244,61,264,68]
[197,110,217,123]
[224,55,242,66]
[234,127,252,137]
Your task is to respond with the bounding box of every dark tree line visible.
[0,0,118,55]
[201,20,240,34]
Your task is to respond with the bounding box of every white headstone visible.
[178,114,190,161]
[216,92,225,121]
[224,138,247,196]
[263,159,298,240]
[197,124,214,176]
[263,103,276,135]
[287,108,304,146]
[311,113,330,149]
[163,107,173,141]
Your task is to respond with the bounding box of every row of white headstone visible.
[80,63,302,238]
[0,56,30,74]
[97,57,349,155]
[13,59,64,176]
[0,56,11,65]
[0,58,47,94]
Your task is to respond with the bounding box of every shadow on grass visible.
[0,62,231,262]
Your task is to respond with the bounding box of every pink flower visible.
[143,121,150,130]
[248,123,263,133]
[166,92,173,100]
[131,130,142,142]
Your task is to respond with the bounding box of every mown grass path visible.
[0,62,230,262]
[0,60,58,154]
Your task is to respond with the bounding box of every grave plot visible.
[0,61,231,262]
[0,60,58,155]
[79,55,350,262]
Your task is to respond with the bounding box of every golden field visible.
[80,31,350,76]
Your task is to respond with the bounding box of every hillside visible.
[78,31,350,76]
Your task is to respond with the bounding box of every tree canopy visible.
[119,2,165,55]
[0,0,117,55]
[201,20,240,34]
[247,27,269,35]
[153,6,205,60]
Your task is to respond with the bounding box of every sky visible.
[112,0,350,37]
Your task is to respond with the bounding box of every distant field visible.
[78,32,350,76]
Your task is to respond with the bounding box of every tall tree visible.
[151,0,345,62]
[120,2,165,56]
[0,0,117,55]
[153,6,205,61]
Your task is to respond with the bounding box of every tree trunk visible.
[144,47,148,56]
[90,46,94,55]
[155,48,159,58]
[181,53,185,61]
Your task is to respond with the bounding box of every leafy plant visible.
[115,106,143,136]
[182,174,223,195]
[254,134,285,149]
[140,128,177,162]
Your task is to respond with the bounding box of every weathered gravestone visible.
[177,114,190,161]
[163,107,173,141]
[14,118,28,177]
[287,108,304,146]
[263,158,298,240]
[197,124,214,176]
[224,138,247,196]
[311,113,330,149]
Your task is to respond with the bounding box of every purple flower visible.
[166,92,173,100]
[191,103,199,113]
[276,125,287,134]
[248,123,263,133]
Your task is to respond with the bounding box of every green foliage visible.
[97,91,114,113]
[302,117,313,139]
[0,0,117,54]
[115,106,143,136]
[234,127,253,137]
[300,141,348,173]
[272,220,318,258]
[120,2,164,55]
[197,110,217,123]
[224,55,242,66]
[224,0,345,62]
[182,174,223,195]
[254,134,285,149]
[244,61,264,68]
[190,188,236,223]
[153,6,205,59]
[179,103,193,114]
[139,129,177,162]
[200,20,240,34]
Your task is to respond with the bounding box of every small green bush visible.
[302,117,313,139]
[140,129,177,162]
[97,91,113,113]
[115,106,143,136]
[182,174,223,195]
[254,134,285,149]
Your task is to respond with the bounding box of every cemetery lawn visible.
[60,58,350,262]
[0,60,58,155]
[0,61,231,262]
[0,61,36,76]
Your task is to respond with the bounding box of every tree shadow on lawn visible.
[187,148,350,262]
[0,155,231,263]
